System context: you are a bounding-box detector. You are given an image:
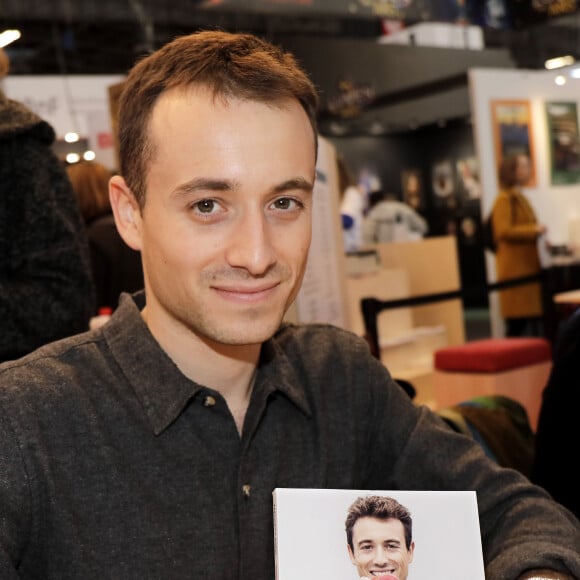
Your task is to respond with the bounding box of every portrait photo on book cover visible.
[273,488,485,580]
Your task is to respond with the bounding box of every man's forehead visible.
[353,516,404,541]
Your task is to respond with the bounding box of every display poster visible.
[3,74,124,170]
[491,99,536,187]
[273,488,485,580]
[431,159,455,207]
[401,168,424,211]
[456,156,482,200]
[545,101,580,185]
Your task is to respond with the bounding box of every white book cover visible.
[273,488,485,580]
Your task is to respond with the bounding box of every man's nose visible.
[374,548,389,565]
[226,210,276,275]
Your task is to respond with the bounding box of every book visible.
[273,488,485,580]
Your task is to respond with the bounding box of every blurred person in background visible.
[337,154,366,252]
[0,47,94,362]
[67,160,144,315]
[491,152,547,337]
[362,190,428,244]
[531,306,580,520]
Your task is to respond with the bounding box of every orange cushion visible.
[434,338,551,373]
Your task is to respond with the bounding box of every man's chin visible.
[203,320,283,347]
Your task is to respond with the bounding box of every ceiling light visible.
[555,74,567,86]
[0,29,21,49]
[64,132,80,143]
[545,55,575,70]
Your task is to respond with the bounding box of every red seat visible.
[434,338,551,373]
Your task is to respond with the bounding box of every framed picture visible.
[545,101,580,185]
[274,488,485,580]
[401,168,424,211]
[431,159,454,198]
[491,100,536,187]
[456,156,481,200]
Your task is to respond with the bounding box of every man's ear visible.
[109,175,143,251]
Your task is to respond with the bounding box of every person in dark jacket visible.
[0,48,95,362]
[67,160,144,313]
[531,306,580,520]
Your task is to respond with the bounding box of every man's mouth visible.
[211,281,279,302]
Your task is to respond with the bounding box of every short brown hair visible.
[67,160,112,223]
[345,495,413,551]
[117,30,319,207]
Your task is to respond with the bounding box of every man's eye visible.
[193,199,216,214]
[272,197,301,210]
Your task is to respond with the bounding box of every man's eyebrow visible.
[172,176,314,197]
[357,539,374,547]
[172,177,236,196]
[273,177,314,194]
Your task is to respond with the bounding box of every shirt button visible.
[203,395,216,407]
[242,484,251,498]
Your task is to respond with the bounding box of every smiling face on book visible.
[348,516,414,580]
[345,496,415,580]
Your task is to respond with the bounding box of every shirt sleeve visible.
[357,348,580,579]
[0,406,32,575]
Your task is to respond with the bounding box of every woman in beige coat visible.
[492,152,547,336]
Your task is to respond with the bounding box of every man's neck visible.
[141,306,261,434]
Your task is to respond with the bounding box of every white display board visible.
[293,136,350,330]
[2,74,124,170]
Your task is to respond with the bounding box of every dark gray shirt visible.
[0,293,578,579]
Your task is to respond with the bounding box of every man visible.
[346,496,414,580]
[0,31,578,580]
[0,47,95,362]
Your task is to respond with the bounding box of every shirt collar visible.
[103,292,311,435]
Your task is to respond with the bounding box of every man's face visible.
[348,516,414,580]
[128,86,316,347]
